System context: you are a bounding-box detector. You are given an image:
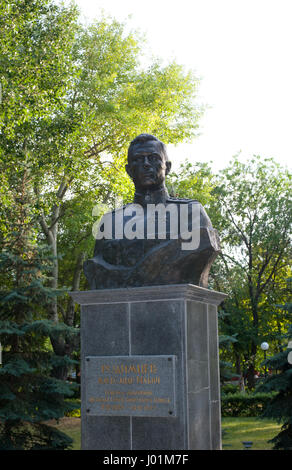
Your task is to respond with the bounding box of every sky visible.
[73,0,292,172]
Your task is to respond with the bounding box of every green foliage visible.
[257,324,292,449]
[0,143,78,448]
[65,399,81,418]
[0,421,74,451]
[221,383,239,396]
[0,3,201,214]
[168,157,292,392]
[221,392,277,417]
[211,155,291,291]
[209,156,292,387]
[166,160,215,207]
[0,0,78,138]
[1,1,291,447]
[0,0,204,377]
[218,311,239,383]
[0,0,203,448]
[0,245,79,449]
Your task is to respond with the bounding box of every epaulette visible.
[166,197,199,204]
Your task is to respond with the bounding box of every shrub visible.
[221,392,277,417]
[221,383,239,396]
[65,399,81,418]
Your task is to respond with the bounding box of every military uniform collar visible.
[134,186,170,206]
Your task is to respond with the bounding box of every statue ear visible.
[165,161,172,176]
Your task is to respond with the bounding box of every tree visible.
[0,247,78,449]
[1,0,203,378]
[164,160,242,387]
[0,0,80,378]
[218,314,239,387]
[166,160,216,206]
[258,322,292,449]
[0,165,78,450]
[209,155,291,388]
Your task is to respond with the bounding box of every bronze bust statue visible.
[84,134,220,289]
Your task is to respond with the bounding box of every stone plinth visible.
[70,284,226,450]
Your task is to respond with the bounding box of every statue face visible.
[126,140,171,191]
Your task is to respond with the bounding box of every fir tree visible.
[0,167,78,450]
[218,309,240,389]
[257,319,292,450]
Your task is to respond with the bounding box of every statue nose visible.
[143,156,151,168]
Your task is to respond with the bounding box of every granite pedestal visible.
[70,284,226,450]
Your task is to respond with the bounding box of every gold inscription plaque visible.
[85,355,176,417]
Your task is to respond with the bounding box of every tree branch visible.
[223,203,250,248]
[220,252,247,272]
[258,250,286,296]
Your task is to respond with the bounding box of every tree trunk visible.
[234,351,242,377]
[66,251,86,328]
[63,252,85,385]
[38,180,68,379]
[246,341,257,390]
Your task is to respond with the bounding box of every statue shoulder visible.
[166,197,213,228]
[166,196,199,205]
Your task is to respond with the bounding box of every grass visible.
[53,416,282,450]
[49,417,81,450]
[222,417,282,450]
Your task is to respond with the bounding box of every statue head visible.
[125,134,172,192]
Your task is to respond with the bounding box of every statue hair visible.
[127,134,168,161]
